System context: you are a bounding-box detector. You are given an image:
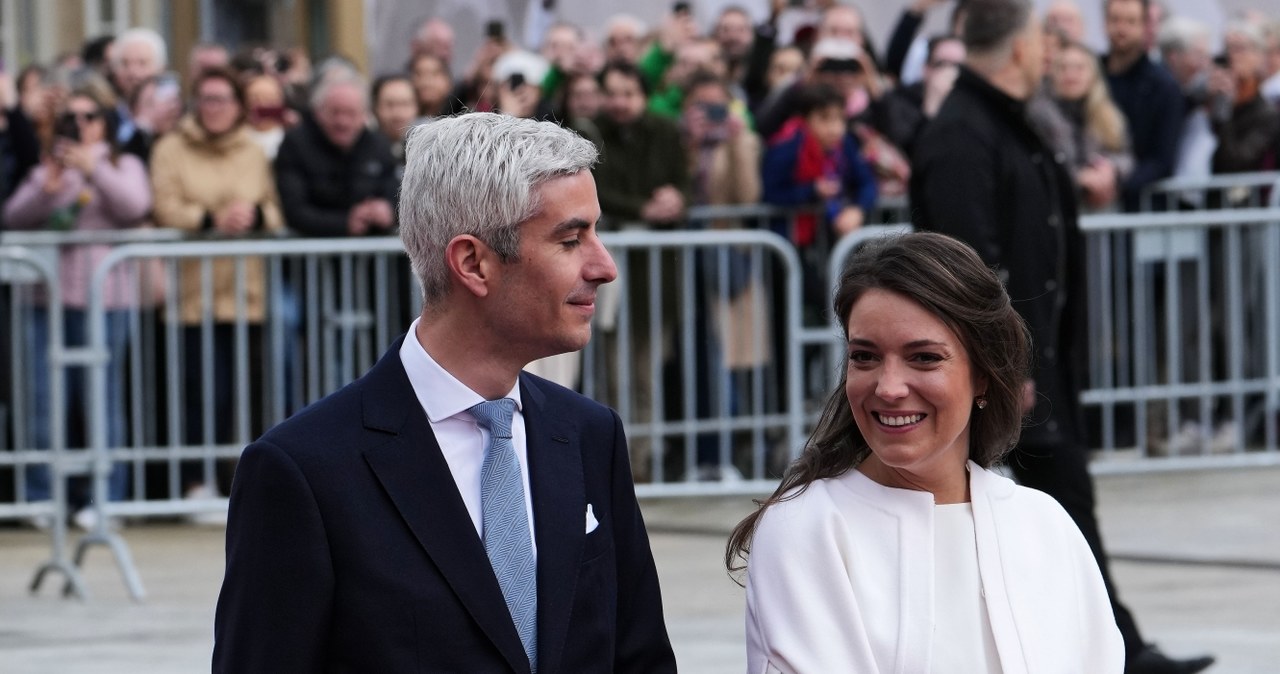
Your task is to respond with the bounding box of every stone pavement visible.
[1,465,1277,673]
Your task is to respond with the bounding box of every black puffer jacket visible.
[274,113,399,237]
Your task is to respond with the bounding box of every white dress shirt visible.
[398,318,537,558]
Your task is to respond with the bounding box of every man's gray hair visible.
[309,60,369,111]
[399,113,599,307]
[963,0,1033,56]
[111,28,168,70]
[1157,16,1210,56]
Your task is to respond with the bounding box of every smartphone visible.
[507,72,526,89]
[55,113,80,142]
[154,72,181,104]
[486,20,505,41]
[1212,54,1230,68]
[673,1,691,14]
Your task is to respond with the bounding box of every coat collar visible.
[360,337,586,674]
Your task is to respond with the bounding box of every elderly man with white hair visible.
[274,66,398,237]
[110,27,169,159]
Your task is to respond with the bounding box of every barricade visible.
[0,243,91,599]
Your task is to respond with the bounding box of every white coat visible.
[745,461,1124,674]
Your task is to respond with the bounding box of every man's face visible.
[819,7,863,46]
[714,11,754,61]
[542,26,580,67]
[487,171,617,363]
[113,41,160,99]
[1164,39,1209,87]
[605,26,643,64]
[374,80,417,142]
[1225,31,1264,79]
[602,70,646,125]
[415,20,454,64]
[315,83,367,151]
[1045,1,1085,42]
[1019,16,1046,87]
[671,41,725,86]
[1105,0,1146,57]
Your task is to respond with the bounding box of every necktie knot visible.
[470,398,516,439]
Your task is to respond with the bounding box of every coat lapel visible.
[359,340,531,674]
[520,373,584,674]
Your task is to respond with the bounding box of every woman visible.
[150,67,283,502]
[370,74,417,166]
[408,52,454,117]
[1049,40,1134,211]
[3,78,152,511]
[727,233,1124,672]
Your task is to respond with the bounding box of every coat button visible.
[1031,154,1043,164]
[1043,346,1055,359]
[1048,214,1061,227]
[1047,421,1059,433]
[1054,151,1067,164]
[1045,280,1057,292]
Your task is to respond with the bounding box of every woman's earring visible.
[975,396,988,410]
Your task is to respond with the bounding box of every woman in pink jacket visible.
[3,78,152,513]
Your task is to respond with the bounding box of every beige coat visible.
[151,116,283,324]
[688,129,771,369]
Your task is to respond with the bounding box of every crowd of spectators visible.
[4,0,1280,504]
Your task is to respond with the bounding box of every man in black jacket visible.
[911,1,1212,672]
[275,68,399,237]
[1104,0,1184,211]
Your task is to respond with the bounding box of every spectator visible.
[644,37,732,120]
[3,78,151,521]
[589,61,689,480]
[274,69,398,237]
[1103,0,1183,210]
[371,74,416,166]
[755,45,804,115]
[1050,40,1133,211]
[557,71,603,132]
[713,6,756,86]
[871,34,965,160]
[490,50,550,118]
[125,74,183,165]
[410,17,455,68]
[763,83,877,250]
[455,24,514,112]
[5,68,45,195]
[1260,19,1280,105]
[80,35,114,78]
[757,37,869,141]
[188,42,231,83]
[1045,0,1087,42]
[680,72,765,480]
[539,22,605,109]
[1209,20,1280,176]
[1159,16,1215,191]
[603,14,647,66]
[408,52,454,117]
[242,74,289,160]
[883,0,965,84]
[150,67,284,505]
[592,62,688,227]
[109,28,170,161]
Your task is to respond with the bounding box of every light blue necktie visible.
[470,398,538,673]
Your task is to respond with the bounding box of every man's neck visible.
[416,312,521,400]
[969,61,1031,102]
[1107,48,1143,75]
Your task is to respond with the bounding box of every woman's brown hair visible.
[724,232,1032,580]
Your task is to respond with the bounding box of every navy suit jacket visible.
[212,337,677,673]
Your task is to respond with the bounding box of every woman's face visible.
[63,94,105,145]
[245,76,285,130]
[844,288,984,489]
[196,77,242,136]
[412,55,452,112]
[565,76,601,120]
[1052,46,1094,101]
[374,79,418,142]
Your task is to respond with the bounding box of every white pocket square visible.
[585,503,599,534]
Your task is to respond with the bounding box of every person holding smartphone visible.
[3,77,152,527]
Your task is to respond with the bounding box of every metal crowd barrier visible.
[9,190,1280,601]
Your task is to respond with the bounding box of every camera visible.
[816,58,862,74]
[486,20,506,41]
[54,113,81,143]
[701,102,728,123]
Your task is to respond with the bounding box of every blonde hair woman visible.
[1050,40,1135,210]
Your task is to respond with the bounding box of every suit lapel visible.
[521,374,584,674]
[359,341,531,674]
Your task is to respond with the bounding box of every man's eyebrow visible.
[550,218,594,237]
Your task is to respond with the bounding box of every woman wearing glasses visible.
[3,76,152,524]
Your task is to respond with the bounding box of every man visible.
[714,6,756,85]
[213,113,677,672]
[1044,0,1086,42]
[187,42,230,83]
[1158,16,1215,190]
[1103,0,1184,211]
[411,16,455,67]
[871,34,965,158]
[603,14,647,66]
[911,1,1213,672]
[109,28,168,160]
[274,68,398,236]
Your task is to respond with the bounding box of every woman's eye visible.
[848,350,875,364]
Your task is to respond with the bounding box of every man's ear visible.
[444,234,495,299]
